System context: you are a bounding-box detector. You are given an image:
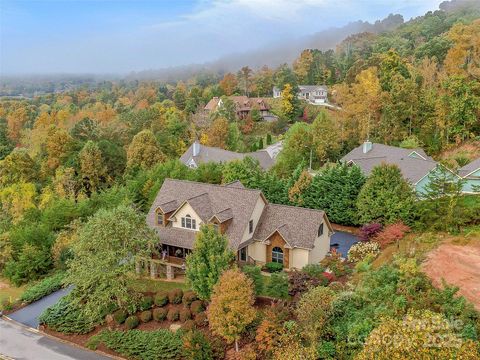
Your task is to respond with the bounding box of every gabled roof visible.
[253,203,331,250]
[459,157,480,178]
[210,208,233,223]
[179,142,280,170]
[147,179,264,250]
[157,200,178,213]
[342,143,438,184]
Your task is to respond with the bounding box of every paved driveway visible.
[8,286,73,328]
[0,318,112,360]
[330,231,359,257]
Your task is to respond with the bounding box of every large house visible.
[341,141,459,194]
[147,179,333,270]
[459,157,480,193]
[273,85,328,105]
[204,96,277,121]
[180,140,283,171]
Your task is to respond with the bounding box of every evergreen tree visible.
[304,163,366,225]
[185,225,235,300]
[356,164,415,225]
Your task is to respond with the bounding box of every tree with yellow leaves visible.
[79,141,108,194]
[45,127,73,171]
[0,182,36,223]
[205,117,229,149]
[126,129,166,172]
[207,268,257,352]
[281,83,295,119]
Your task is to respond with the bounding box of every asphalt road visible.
[330,230,359,257]
[8,286,73,328]
[0,318,112,360]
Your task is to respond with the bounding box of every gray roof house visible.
[147,179,333,269]
[180,140,283,170]
[273,85,328,105]
[341,141,458,194]
[459,157,480,193]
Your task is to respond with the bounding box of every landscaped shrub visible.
[320,249,348,277]
[265,262,283,273]
[153,307,167,321]
[125,315,139,329]
[139,310,152,323]
[182,320,195,331]
[194,312,208,327]
[190,300,204,314]
[302,264,326,278]
[38,295,102,334]
[20,272,65,303]
[154,292,168,307]
[288,271,322,296]
[167,308,179,321]
[347,242,380,262]
[112,309,127,324]
[182,290,197,306]
[242,265,264,295]
[182,330,213,359]
[179,307,191,322]
[87,329,183,360]
[139,295,153,311]
[359,223,382,242]
[266,272,289,299]
[374,222,410,249]
[168,288,183,304]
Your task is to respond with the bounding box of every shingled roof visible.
[147,179,264,250]
[459,157,480,178]
[179,142,280,170]
[252,204,329,250]
[342,142,438,184]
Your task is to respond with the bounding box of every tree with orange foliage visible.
[219,73,238,96]
[207,268,256,352]
[6,107,29,144]
[205,117,229,148]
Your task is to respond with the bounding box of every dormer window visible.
[181,214,196,230]
[318,223,324,237]
[156,209,163,226]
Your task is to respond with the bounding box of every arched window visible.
[272,247,284,264]
[156,209,163,226]
[181,214,197,230]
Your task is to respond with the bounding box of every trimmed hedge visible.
[154,292,168,307]
[20,272,65,303]
[182,290,197,306]
[168,289,183,304]
[113,310,127,324]
[194,312,208,327]
[140,310,152,323]
[190,300,204,314]
[265,262,283,273]
[167,308,179,322]
[139,295,153,311]
[153,307,167,321]
[87,329,183,360]
[125,315,139,329]
[179,308,191,322]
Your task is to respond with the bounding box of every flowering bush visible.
[359,223,382,242]
[347,242,380,262]
[320,249,348,277]
[374,222,410,249]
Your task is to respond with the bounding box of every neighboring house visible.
[147,179,333,270]
[459,157,480,193]
[273,85,328,105]
[341,141,458,194]
[204,96,278,122]
[179,140,283,171]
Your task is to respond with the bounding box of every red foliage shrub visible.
[359,223,383,242]
[374,222,410,249]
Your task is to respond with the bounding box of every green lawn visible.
[0,277,26,309]
[129,277,189,293]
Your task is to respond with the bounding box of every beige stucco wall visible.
[291,248,310,269]
[247,241,267,264]
[308,217,331,264]
[240,195,266,242]
[171,203,202,231]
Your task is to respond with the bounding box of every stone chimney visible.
[362,140,373,154]
[192,140,200,157]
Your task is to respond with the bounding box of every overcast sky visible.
[0,0,444,75]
